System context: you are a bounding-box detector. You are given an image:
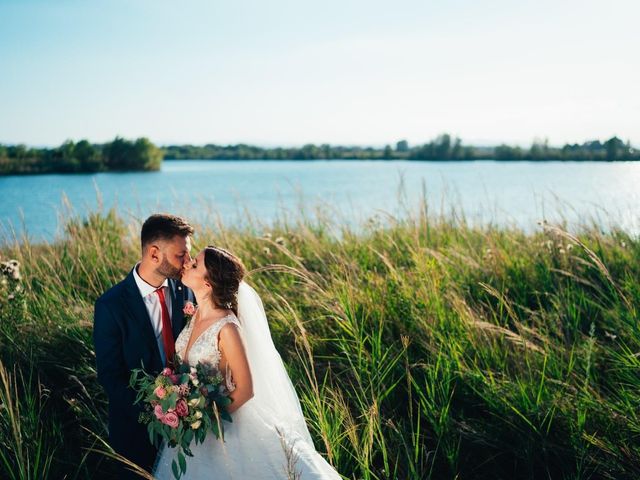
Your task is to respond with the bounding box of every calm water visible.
[1,160,639,243]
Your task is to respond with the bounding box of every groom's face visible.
[156,235,192,280]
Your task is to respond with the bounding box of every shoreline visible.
[1,156,639,177]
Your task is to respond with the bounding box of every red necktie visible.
[155,287,175,367]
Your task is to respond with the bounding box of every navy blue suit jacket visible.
[93,269,194,475]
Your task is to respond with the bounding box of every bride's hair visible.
[203,246,246,314]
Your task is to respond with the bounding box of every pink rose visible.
[163,411,180,429]
[154,404,165,420]
[154,386,167,399]
[169,374,180,384]
[175,399,189,417]
[161,367,173,376]
[183,301,196,316]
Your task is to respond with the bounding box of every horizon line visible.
[0,135,635,151]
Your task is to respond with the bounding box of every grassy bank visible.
[0,207,639,479]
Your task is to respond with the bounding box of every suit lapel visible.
[123,271,162,368]
[169,279,185,340]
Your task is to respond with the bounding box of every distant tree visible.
[75,140,103,171]
[396,140,409,152]
[413,141,433,160]
[463,146,475,160]
[604,136,625,161]
[383,145,393,159]
[299,144,318,160]
[583,140,603,151]
[319,144,332,159]
[104,137,130,170]
[530,138,550,159]
[434,134,452,159]
[133,137,162,170]
[451,137,463,159]
[10,145,28,160]
[625,140,634,158]
[102,137,162,171]
[495,145,524,160]
[0,146,9,174]
[58,140,81,172]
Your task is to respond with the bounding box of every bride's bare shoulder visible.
[218,319,243,349]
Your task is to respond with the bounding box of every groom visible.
[93,214,194,478]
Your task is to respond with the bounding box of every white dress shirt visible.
[132,263,173,366]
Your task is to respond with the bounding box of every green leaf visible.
[144,392,157,403]
[161,396,175,411]
[184,444,194,457]
[148,423,155,446]
[128,371,137,388]
[178,450,187,473]
[171,459,180,480]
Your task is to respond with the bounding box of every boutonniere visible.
[183,301,196,324]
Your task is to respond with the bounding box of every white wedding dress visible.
[154,283,341,480]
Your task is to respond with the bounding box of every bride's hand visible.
[218,323,253,413]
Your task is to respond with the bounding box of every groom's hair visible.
[141,214,194,251]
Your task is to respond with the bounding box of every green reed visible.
[0,204,639,479]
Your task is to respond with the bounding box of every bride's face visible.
[181,250,208,290]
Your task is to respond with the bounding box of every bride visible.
[153,246,341,479]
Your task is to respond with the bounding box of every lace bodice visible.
[174,314,240,390]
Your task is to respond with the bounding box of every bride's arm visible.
[218,323,254,413]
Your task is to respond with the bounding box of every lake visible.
[1,159,639,243]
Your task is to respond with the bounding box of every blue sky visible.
[1,0,638,147]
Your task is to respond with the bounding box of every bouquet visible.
[129,357,233,479]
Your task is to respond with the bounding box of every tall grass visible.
[0,204,639,479]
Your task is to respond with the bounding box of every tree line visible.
[1,134,637,175]
[493,137,636,161]
[0,137,163,174]
[164,135,638,162]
